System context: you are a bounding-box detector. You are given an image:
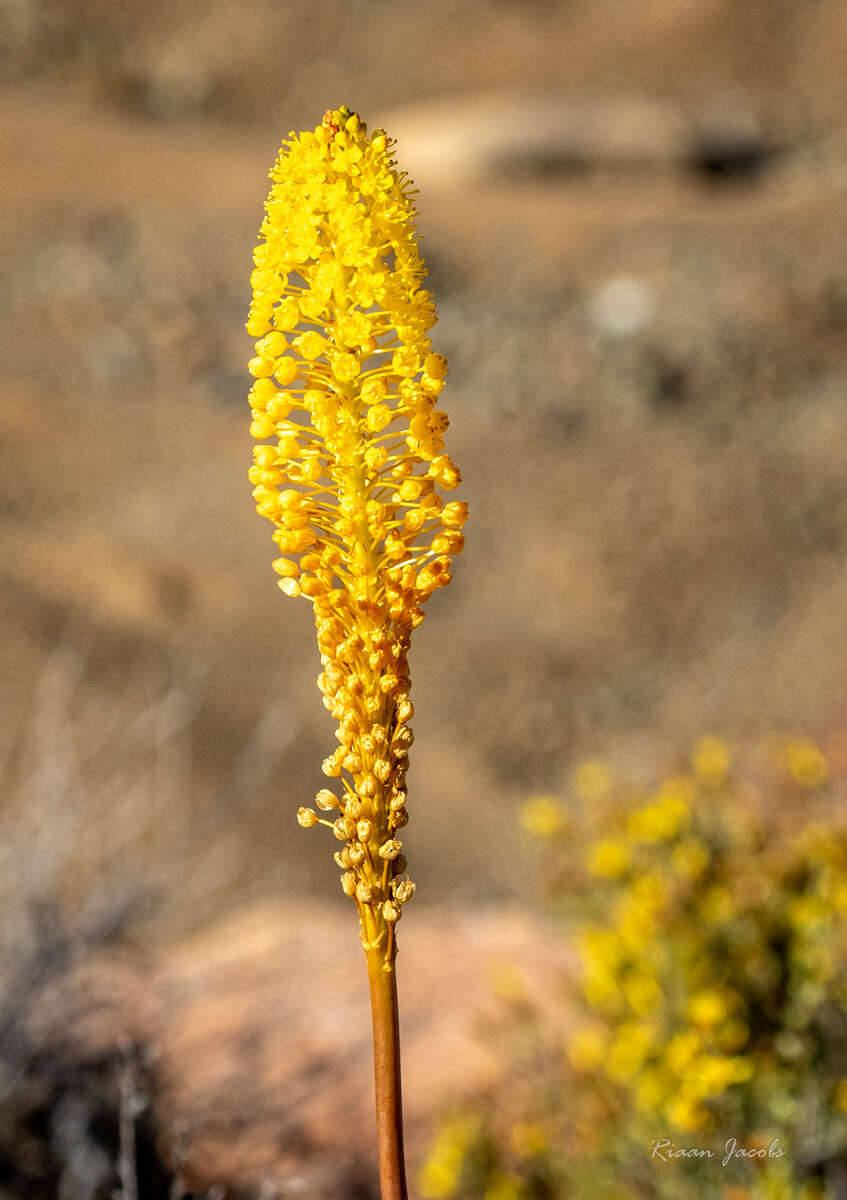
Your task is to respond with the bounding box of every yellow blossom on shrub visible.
[588,837,630,877]
[786,738,829,788]
[419,1115,479,1199]
[424,737,847,1199]
[521,795,567,838]
[687,989,731,1028]
[572,759,614,803]
[567,1024,609,1071]
[692,735,732,786]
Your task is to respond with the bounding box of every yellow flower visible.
[666,1031,702,1075]
[579,928,622,969]
[630,873,668,910]
[521,795,567,838]
[247,107,466,964]
[786,738,829,789]
[692,736,731,787]
[567,1024,609,1071]
[607,1021,655,1081]
[626,794,689,842]
[623,970,662,1017]
[616,895,657,949]
[687,989,730,1029]
[635,1068,670,1114]
[687,1054,753,1099]
[787,894,829,931]
[509,1122,547,1157]
[587,837,630,877]
[419,1117,477,1199]
[700,884,735,923]
[666,1094,708,1132]
[572,759,614,803]
[671,837,710,879]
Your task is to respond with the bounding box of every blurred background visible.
[1,1,847,1197]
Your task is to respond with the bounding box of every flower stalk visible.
[246,105,466,1197]
[367,946,407,1200]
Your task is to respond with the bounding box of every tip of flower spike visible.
[321,105,366,138]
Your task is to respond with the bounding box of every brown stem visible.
[366,947,408,1200]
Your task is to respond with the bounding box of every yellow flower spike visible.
[247,107,466,1200]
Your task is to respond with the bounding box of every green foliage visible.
[420,737,847,1200]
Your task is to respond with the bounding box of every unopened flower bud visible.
[357,819,373,842]
[383,902,401,923]
[333,816,355,841]
[341,872,357,897]
[379,839,402,860]
[315,789,339,811]
[393,879,416,904]
[373,758,391,782]
[297,807,318,828]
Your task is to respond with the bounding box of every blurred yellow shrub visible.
[420,736,847,1200]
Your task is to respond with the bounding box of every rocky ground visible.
[0,901,571,1197]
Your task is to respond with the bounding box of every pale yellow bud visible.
[297,807,318,828]
[424,352,448,380]
[393,879,416,904]
[333,816,355,841]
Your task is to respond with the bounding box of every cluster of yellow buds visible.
[247,106,467,967]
